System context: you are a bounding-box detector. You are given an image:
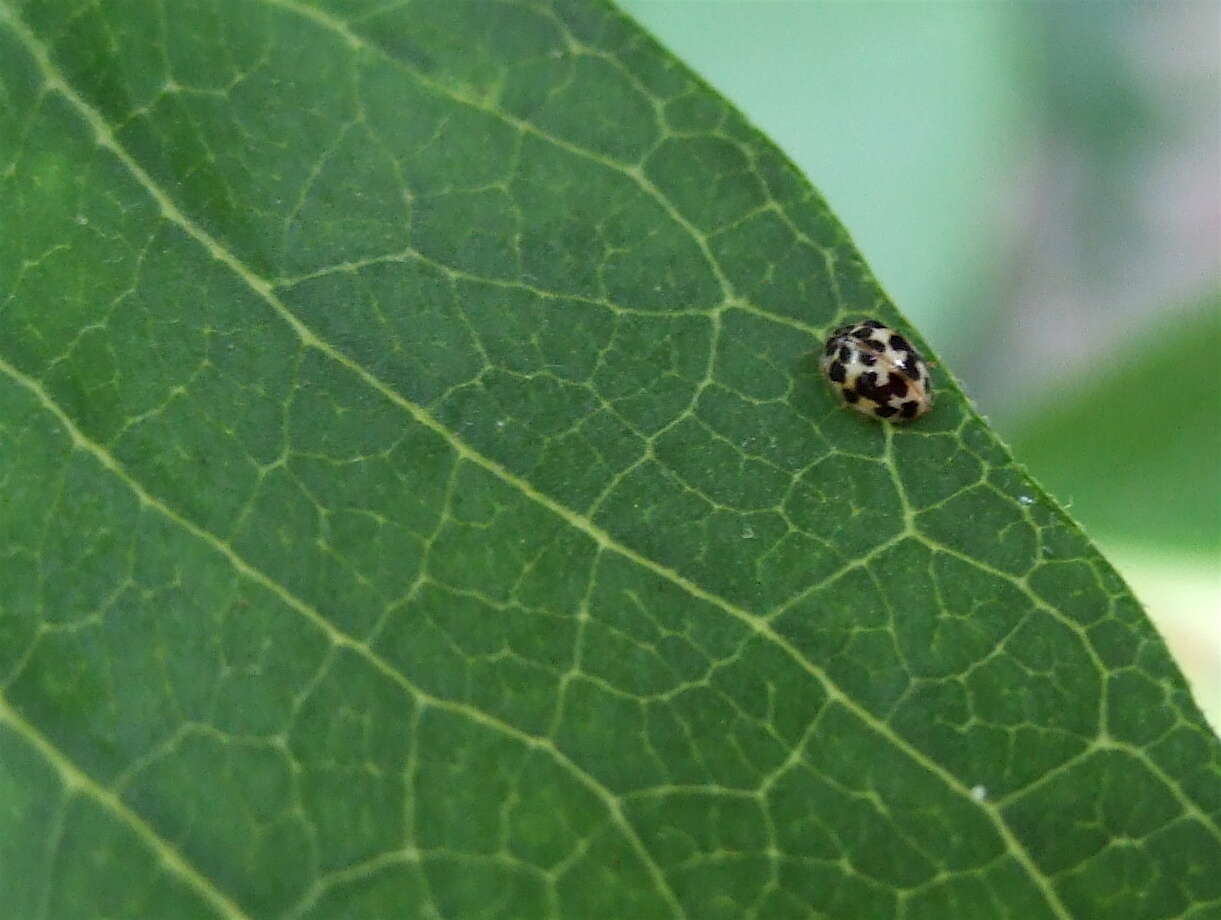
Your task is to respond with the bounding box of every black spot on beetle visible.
[843,388,859,403]
[856,372,886,402]
[887,376,909,398]
[860,352,877,366]
[838,344,853,363]
[874,404,898,418]
[900,400,919,418]
[824,339,838,357]
[889,334,910,351]
[865,339,886,352]
[828,361,847,383]
[852,328,873,341]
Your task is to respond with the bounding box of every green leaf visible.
[1007,296,1221,560]
[1,1,1217,918]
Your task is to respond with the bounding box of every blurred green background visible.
[619,0,1221,729]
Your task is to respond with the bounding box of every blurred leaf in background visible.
[1008,297,1220,565]
[621,0,1221,728]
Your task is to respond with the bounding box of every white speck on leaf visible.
[1018,495,1034,505]
[742,526,755,539]
[971,785,988,802]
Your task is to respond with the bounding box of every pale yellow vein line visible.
[274,246,715,321]
[0,353,685,920]
[0,695,251,920]
[2,11,1075,917]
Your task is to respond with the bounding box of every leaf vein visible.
[0,696,252,920]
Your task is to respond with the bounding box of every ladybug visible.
[819,319,933,422]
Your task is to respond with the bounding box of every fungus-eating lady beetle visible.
[819,319,933,422]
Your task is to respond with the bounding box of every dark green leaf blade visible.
[1,2,1217,919]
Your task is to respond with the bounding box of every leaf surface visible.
[0,1,1218,918]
